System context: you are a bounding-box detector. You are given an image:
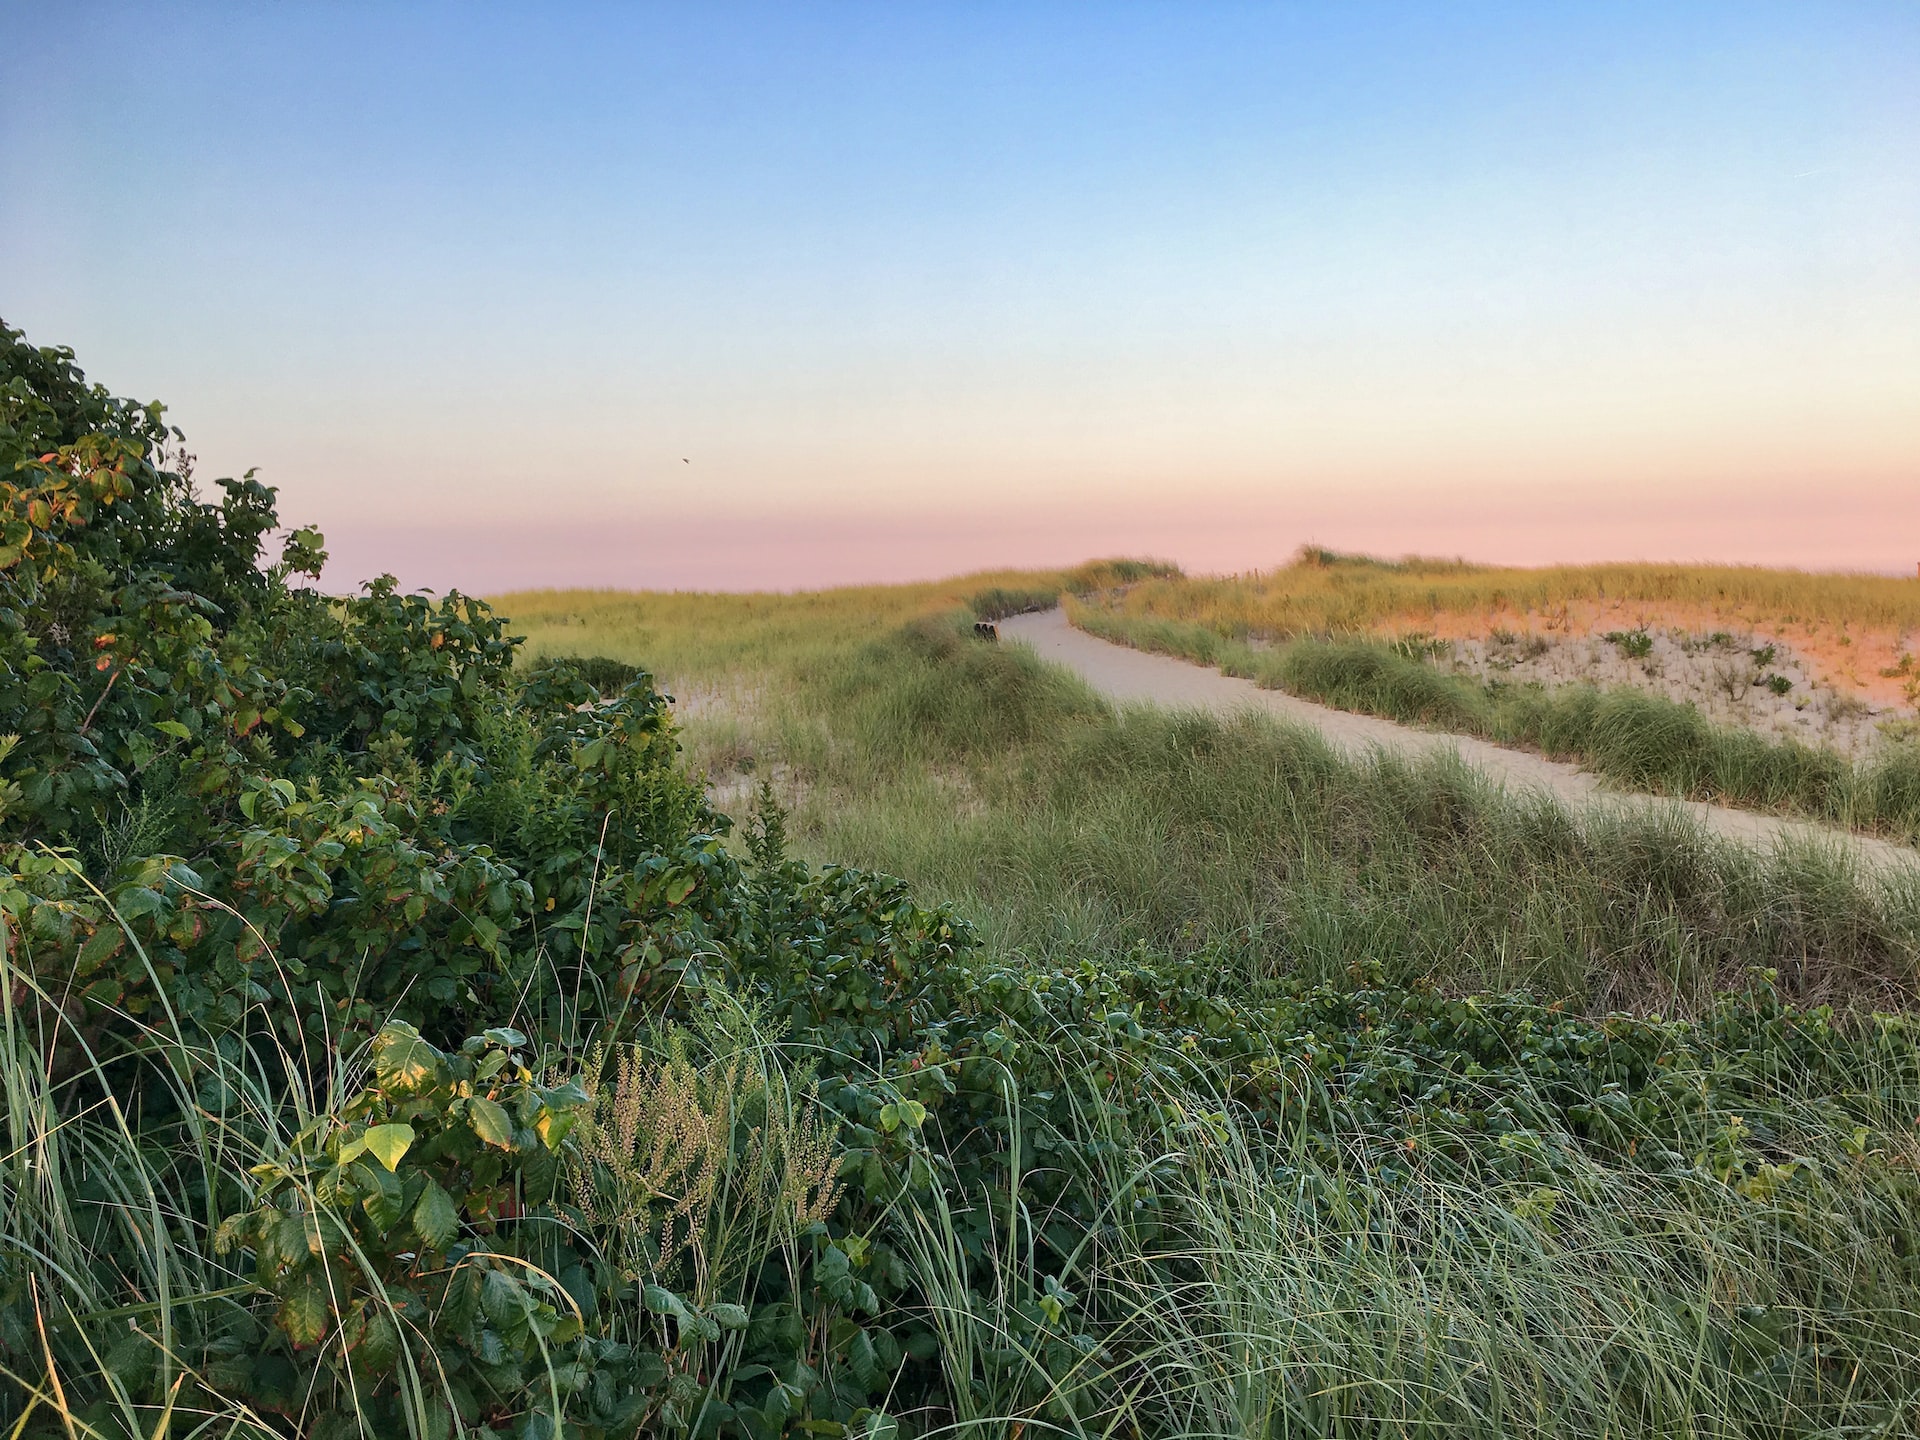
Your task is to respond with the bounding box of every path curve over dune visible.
[1000,607,1920,876]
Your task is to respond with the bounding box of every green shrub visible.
[530,653,648,695]
[205,1024,611,1436]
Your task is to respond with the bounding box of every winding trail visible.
[1000,608,1920,876]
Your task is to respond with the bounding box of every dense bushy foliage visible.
[0,320,972,1436]
[6,322,1920,1438]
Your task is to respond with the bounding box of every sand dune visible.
[1002,607,1919,875]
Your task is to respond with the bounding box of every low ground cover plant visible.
[9,321,1920,1438]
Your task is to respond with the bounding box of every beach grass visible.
[495,588,1920,1011]
[1080,546,1920,639]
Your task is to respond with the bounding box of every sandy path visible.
[1000,608,1919,875]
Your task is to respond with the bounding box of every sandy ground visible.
[1387,598,1918,714]
[1001,608,1919,876]
[1444,630,1893,758]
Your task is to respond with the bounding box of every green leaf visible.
[266,1213,314,1269]
[355,1309,400,1373]
[847,1327,878,1388]
[361,1123,415,1172]
[154,719,192,740]
[75,925,125,973]
[468,1096,513,1148]
[360,1163,408,1232]
[276,1277,332,1346]
[635,1350,668,1386]
[111,886,166,920]
[372,1024,444,1092]
[481,1269,526,1329]
[164,861,205,891]
[643,1284,689,1319]
[210,1215,247,1255]
[535,1108,577,1151]
[413,1178,459,1250]
[709,1302,750,1331]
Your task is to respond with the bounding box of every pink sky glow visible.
[308,478,1918,598]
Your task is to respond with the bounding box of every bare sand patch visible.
[1379,597,1917,714]
[1443,628,1891,758]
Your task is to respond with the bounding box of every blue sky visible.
[4,2,1916,590]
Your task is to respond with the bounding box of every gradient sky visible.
[4,2,1917,592]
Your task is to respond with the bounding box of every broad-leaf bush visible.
[6,320,1920,1438]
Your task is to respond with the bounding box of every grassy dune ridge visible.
[501,560,1175,682]
[1090,549,1920,640]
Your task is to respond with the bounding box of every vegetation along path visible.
[1002,606,1920,874]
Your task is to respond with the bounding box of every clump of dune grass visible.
[1080,1052,1920,1439]
[967,585,1062,621]
[3,928,338,1437]
[498,558,1175,690]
